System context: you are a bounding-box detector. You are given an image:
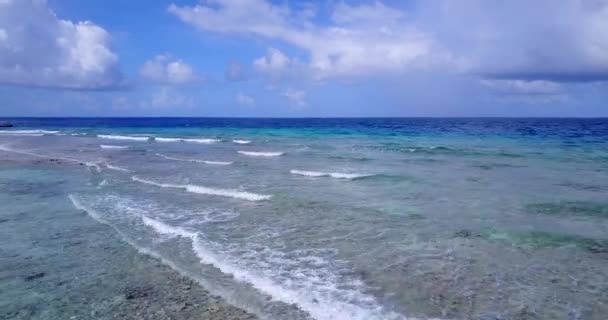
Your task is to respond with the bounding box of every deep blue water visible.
[2,117,608,143]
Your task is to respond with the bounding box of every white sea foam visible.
[232,140,251,144]
[100,144,128,150]
[106,164,131,172]
[154,137,182,142]
[117,208,406,320]
[141,216,196,238]
[238,151,284,157]
[98,134,150,141]
[0,130,59,135]
[156,153,232,165]
[135,216,408,320]
[155,137,219,144]
[290,170,373,179]
[203,161,233,165]
[0,133,44,137]
[190,238,403,320]
[132,176,271,201]
[88,163,102,173]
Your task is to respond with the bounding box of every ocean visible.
[1,118,607,319]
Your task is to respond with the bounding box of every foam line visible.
[131,176,271,201]
[0,145,101,172]
[238,151,284,157]
[290,170,374,179]
[155,137,219,144]
[98,134,150,141]
[156,153,232,165]
[106,164,131,172]
[100,145,128,150]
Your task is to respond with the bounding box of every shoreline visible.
[0,156,257,320]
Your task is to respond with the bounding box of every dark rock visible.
[514,305,538,320]
[124,285,154,299]
[23,272,45,281]
[454,229,479,238]
[587,243,608,254]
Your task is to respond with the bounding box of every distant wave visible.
[290,170,374,180]
[0,133,44,137]
[100,144,128,150]
[0,130,59,135]
[232,140,251,145]
[0,129,59,136]
[0,145,101,172]
[156,153,232,165]
[238,151,284,157]
[132,176,271,201]
[155,137,219,144]
[98,134,150,141]
[106,164,131,172]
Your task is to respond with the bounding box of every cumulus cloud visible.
[139,54,199,85]
[0,0,122,89]
[283,88,306,107]
[236,92,255,107]
[169,0,608,83]
[253,48,290,75]
[168,0,455,79]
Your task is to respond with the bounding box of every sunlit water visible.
[1,118,607,320]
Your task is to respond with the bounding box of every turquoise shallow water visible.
[1,118,607,319]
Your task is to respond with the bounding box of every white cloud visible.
[236,92,255,107]
[283,88,306,107]
[0,0,122,89]
[253,48,290,75]
[169,0,455,79]
[139,54,199,85]
[169,0,608,82]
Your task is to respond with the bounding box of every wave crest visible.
[132,176,271,201]
[98,134,150,141]
[290,170,374,180]
[155,137,219,144]
[100,144,128,150]
[156,153,232,165]
[238,151,284,157]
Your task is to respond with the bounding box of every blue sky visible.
[0,0,607,117]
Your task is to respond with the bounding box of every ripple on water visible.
[454,229,608,253]
[526,201,608,218]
